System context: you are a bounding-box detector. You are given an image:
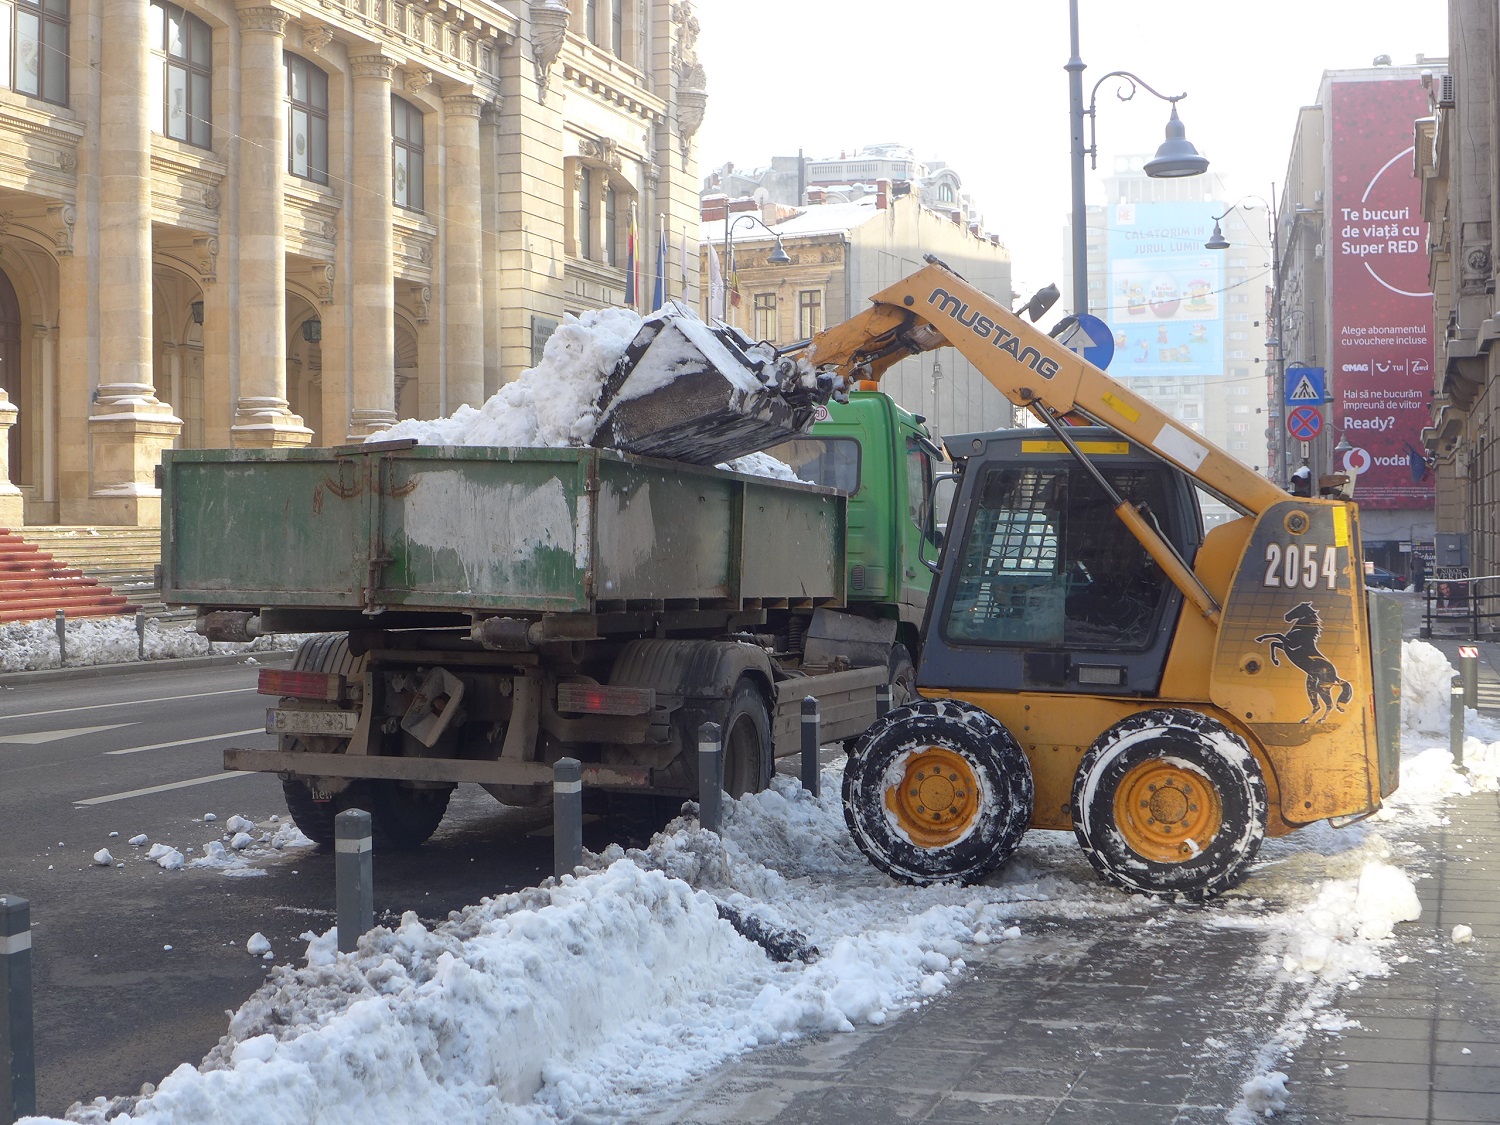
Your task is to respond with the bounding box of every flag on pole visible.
[624,208,638,307]
[651,215,667,311]
[728,245,742,308]
[707,243,725,320]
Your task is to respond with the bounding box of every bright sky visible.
[696,0,1449,302]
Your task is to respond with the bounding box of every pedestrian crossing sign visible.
[1284,366,1327,406]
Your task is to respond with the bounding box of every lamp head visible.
[1204,220,1230,250]
[1143,104,1209,178]
[767,237,791,265]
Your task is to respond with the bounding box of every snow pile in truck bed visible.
[371,307,798,480]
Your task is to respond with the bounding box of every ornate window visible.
[391,96,424,212]
[284,52,329,184]
[577,166,593,260]
[149,2,211,148]
[1,0,69,105]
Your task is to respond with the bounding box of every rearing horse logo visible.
[1255,602,1353,723]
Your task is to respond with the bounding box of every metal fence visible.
[1420,573,1500,639]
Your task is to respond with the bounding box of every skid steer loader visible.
[592,257,1400,903]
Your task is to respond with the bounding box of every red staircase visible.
[0,529,138,623]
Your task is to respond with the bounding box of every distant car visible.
[1364,565,1408,590]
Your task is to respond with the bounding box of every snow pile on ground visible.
[31,638,1491,1125]
[191,817,317,877]
[1401,639,1460,734]
[0,616,308,673]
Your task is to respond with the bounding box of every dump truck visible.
[788,257,1400,902]
[163,387,941,847]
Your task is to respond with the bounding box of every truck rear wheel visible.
[280,779,451,851]
[281,774,336,846]
[720,679,773,799]
[842,699,1033,885]
[1071,709,1267,902]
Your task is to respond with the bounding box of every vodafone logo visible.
[1342,447,1373,475]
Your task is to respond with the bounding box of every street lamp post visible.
[721,213,790,322]
[1067,0,1209,317]
[1205,189,1291,486]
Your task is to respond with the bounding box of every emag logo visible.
[1343,363,1369,373]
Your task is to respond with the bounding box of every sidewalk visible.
[644,600,1500,1125]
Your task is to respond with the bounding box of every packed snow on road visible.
[20,639,1498,1125]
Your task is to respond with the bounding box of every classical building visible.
[699,173,1015,443]
[0,0,705,529]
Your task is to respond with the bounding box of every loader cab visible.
[764,391,940,621]
[920,428,1203,696]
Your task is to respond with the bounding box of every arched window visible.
[391,96,423,212]
[284,52,329,184]
[149,1,211,148]
[1,0,69,105]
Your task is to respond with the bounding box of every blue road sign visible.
[1057,313,1116,371]
[1285,366,1327,406]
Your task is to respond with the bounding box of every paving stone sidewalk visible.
[642,610,1500,1125]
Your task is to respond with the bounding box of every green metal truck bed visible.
[161,443,846,616]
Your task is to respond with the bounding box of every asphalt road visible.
[0,657,608,1116]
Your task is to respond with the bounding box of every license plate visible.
[266,708,359,736]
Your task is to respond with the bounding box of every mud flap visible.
[591,307,845,465]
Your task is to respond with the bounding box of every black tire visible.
[842,698,1033,886]
[888,643,917,708]
[281,776,336,847]
[360,781,452,850]
[720,679,773,798]
[1071,709,1268,903]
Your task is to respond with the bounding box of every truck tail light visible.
[556,683,655,716]
[258,668,346,702]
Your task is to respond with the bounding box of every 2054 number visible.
[1263,543,1337,590]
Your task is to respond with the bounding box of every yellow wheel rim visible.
[1113,760,1223,863]
[884,746,981,848]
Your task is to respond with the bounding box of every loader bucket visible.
[591,308,844,465]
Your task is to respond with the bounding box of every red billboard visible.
[1328,77,1434,509]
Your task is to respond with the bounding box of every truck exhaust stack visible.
[591,308,845,465]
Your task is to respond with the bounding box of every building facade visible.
[0,0,705,529]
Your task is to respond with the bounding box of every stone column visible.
[35,325,55,506]
[348,53,397,439]
[91,0,181,524]
[233,3,310,447]
[0,390,20,527]
[443,89,485,410]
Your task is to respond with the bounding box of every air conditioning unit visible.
[1438,73,1457,108]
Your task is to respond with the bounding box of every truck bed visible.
[161,442,847,619]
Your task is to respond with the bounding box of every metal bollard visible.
[553,758,583,879]
[698,721,723,833]
[1460,649,1479,711]
[876,683,892,719]
[1451,674,1467,771]
[800,696,821,799]
[334,809,373,955]
[1,895,35,1122]
[136,610,147,660]
[54,609,65,667]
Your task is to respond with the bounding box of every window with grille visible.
[150,2,210,147]
[285,52,329,184]
[945,466,1170,649]
[391,96,423,211]
[2,0,68,105]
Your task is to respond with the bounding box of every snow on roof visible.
[700,199,882,244]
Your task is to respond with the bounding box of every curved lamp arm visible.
[1082,70,1188,169]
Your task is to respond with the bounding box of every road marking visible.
[75,771,255,806]
[105,728,266,756]
[0,723,136,745]
[2,687,255,722]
